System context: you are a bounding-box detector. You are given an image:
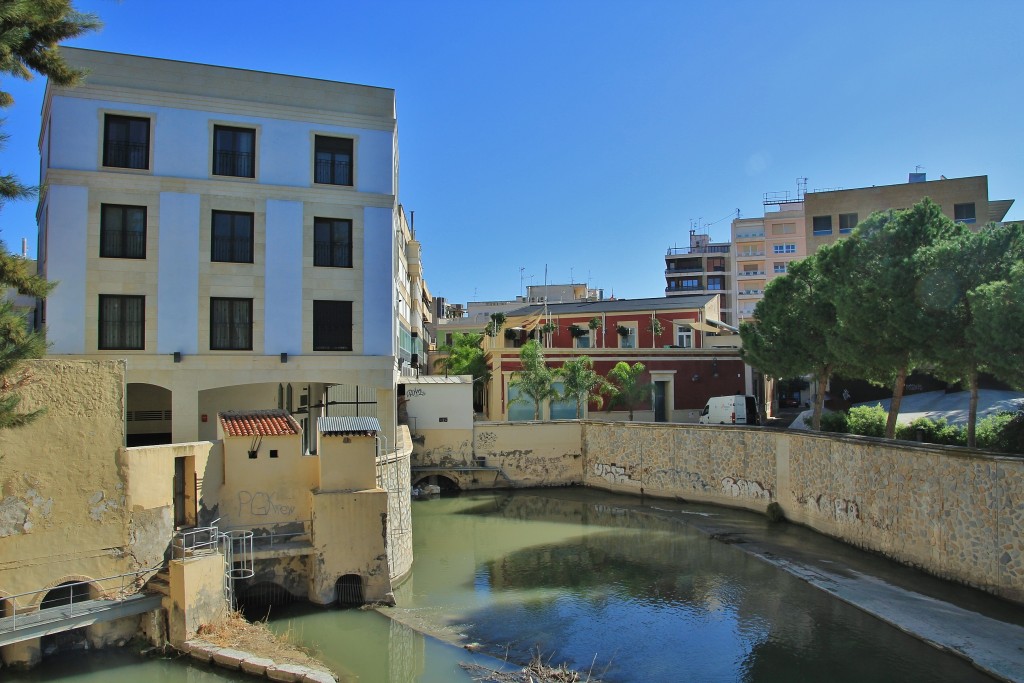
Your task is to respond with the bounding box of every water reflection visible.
[388,490,995,683]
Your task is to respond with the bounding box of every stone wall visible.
[476,421,1023,604]
[381,427,414,584]
[473,421,583,487]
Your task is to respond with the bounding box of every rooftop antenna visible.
[796,177,807,200]
[915,165,925,173]
[519,266,525,297]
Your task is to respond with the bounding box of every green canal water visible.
[10,488,1007,682]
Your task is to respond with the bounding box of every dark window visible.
[839,212,858,233]
[812,215,833,235]
[313,300,353,351]
[100,204,146,258]
[99,294,145,350]
[707,276,725,291]
[954,203,976,224]
[213,126,255,178]
[103,115,150,169]
[211,211,254,263]
[314,136,353,186]
[210,298,252,350]
[681,277,700,290]
[313,218,353,267]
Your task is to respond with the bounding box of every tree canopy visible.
[605,361,650,421]
[740,248,841,430]
[557,356,607,419]
[508,340,557,421]
[0,1,99,429]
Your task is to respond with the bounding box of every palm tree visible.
[432,332,489,411]
[557,356,607,419]
[508,341,558,420]
[606,361,652,421]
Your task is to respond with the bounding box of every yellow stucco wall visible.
[0,360,136,598]
[168,553,227,647]
[309,489,391,604]
[472,422,583,487]
[319,435,377,491]
[218,433,318,529]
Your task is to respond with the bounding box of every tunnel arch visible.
[412,474,460,494]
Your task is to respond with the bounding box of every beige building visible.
[731,174,1015,323]
[38,48,419,451]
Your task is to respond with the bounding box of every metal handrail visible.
[172,522,221,560]
[0,564,163,633]
[217,520,313,549]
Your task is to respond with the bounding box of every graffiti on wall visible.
[406,388,426,398]
[801,494,860,523]
[593,462,639,486]
[238,491,296,517]
[721,477,771,501]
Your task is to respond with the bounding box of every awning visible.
[505,309,545,332]
[687,320,719,333]
[708,318,739,333]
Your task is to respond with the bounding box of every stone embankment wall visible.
[380,426,414,584]
[471,421,1024,604]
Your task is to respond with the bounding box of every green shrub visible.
[978,409,1024,455]
[765,502,785,523]
[896,416,965,446]
[819,410,848,433]
[846,404,888,437]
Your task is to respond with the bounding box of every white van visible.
[698,395,760,425]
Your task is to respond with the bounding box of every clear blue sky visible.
[2,0,1021,304]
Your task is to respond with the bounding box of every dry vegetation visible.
[461,651,605,683]
[195,611,331,672]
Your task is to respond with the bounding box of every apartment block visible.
[664,230,733,324]
[38,48,408,445]
[731,174,1014,323]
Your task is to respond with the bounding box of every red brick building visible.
[484,296,748,422]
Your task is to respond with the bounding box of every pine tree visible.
[0,0,99,428]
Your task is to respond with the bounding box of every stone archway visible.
[126,383,172,446]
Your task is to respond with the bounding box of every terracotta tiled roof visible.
[219,410,301,437]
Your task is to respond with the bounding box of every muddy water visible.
[10,488,1005,682]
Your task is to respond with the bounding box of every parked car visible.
[779,397,800,408]
[698,395,760,425]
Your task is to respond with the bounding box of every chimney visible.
[22,238,27,257]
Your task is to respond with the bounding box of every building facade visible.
[486,296,747,423]
[731,174,1015,323]
[664,230,734,324]
[38,48,406,446]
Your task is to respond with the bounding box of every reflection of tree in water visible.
[483,529,766,610]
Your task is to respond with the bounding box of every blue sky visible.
[2,0,1021,304]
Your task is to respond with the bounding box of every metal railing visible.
[0,565,162,634]
[172,523,221,560]
[217,521,312,550]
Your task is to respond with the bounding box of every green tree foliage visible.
[557,355,607,419]
[915,221,1024,445]
[0,249,53,428]
[605,361,651,421]
[508,340,557,420]
[0,1,98,429]
[820,199,962,438]
[740,249,842,430]
[484,312,506,337]
[968,225,1024,391]
[0,0,101,201]
[432,332,488,410]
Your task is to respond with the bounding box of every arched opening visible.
[235,581,296,621]
[413,474,460,495]
[126,383,172,446]
[39,581,97,656]
[335,574,364,607]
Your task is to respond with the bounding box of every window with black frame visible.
[313,300,353,351]
[314,136,353,185]
[211,211,254,263]
[99,294,144,349]
[100,204,146,258]
[313,217,352,267]
[210,297,252,350]
[103,115,150,169]
[212,125,256,177]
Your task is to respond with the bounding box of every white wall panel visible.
[363,207,395,356]
[45,185,89,353]
[157,192,200,354]
[265,199,303,355]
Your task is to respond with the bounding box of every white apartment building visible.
[38,48,404,446]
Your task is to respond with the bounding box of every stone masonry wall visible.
[580,422,1024,603]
